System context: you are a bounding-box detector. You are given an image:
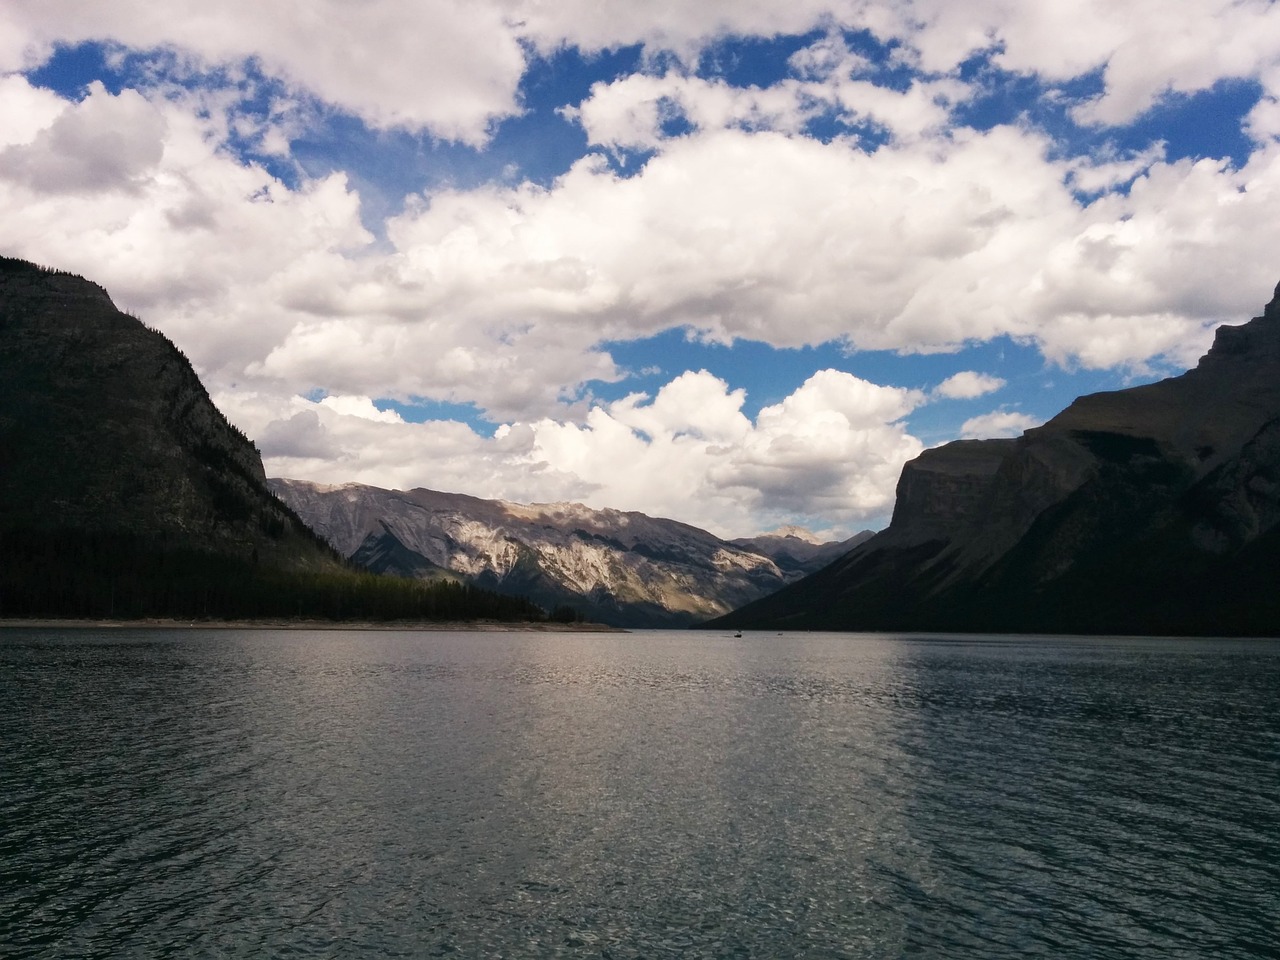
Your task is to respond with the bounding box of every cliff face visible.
[710,285,1280,636]
[730,528,872,576]
[270,478,855,627]
[0,257,331,567]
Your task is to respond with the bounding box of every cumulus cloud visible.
[521,0,1280,137]
[3,74,1274,445]
[6,0,1280,146]
[564,56,969,153]
[0,77,375,386]
[564,73,817,152]
[0,0,526,143]
[515,0,873,62]
[371,124,1259,382]
[0,74,66,145]
[960,410,1042,440]
[258,409,339,459]
[0,82,165,194]
[317,395,404,423]
[890,0,1280,128]
[934,371,1006,399]
[222,369,924,537]
[6,3,1280,537]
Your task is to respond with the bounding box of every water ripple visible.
[2,629,1277,958]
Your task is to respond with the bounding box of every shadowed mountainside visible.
[708,284,1280,636]
[0,257,544,623]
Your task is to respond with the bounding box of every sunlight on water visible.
[2,629,1277,958]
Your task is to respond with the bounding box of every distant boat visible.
[733,630,742,638]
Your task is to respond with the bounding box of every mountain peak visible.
[763,525,822,543]
[270,477,836,627]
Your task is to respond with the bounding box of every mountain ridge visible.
[0,257,547,623]
[708,284,1280,636]
[271,478,867,627]
[0,257,309,558]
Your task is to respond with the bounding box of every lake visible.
[2,628,1277,958]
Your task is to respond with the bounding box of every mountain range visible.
[709,283,1280,636]
[270,478,868,627]
[8,253,1278,635]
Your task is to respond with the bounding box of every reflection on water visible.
[1,629,1277,957]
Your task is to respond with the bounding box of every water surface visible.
[2,628,1276,957]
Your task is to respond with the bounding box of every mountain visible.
[0,257,544,623]
[0,257,320,559]
[709,284,1280,636]
[269,479,855,627]
[731,527,873,576]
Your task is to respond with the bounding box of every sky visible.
[3,1,1280,540]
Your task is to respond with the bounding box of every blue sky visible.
[4,1,1280,538]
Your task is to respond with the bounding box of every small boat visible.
[733,630,742,638]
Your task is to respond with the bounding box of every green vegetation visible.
[0,529,550,623]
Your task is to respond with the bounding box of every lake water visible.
[2,628,1277,958]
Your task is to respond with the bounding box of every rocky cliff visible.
[270,479,861,627]
[0,257,329,565]
[709,284,1280,636]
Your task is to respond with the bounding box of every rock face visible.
[270,479,859,627]
[709,285,1280,636]
[0,257,333,567]
[730,527,873,576]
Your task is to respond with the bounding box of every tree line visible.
[0,528,559,623]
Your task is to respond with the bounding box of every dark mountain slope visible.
[0,257,324,562]
[0,258,543,623]
[708,284,1280,636]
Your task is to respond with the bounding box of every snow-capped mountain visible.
[269,479,864,627]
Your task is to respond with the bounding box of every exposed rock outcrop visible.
[709,284,1280,636]
[270,478,857,627]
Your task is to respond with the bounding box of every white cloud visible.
[1,0,526,143]
[223,369,925,537]
[514,0,876,63]
[317,395,404,424]
[0,74,66,146]
[4,77,1274,432]
[1065,143,1166,194]
[564,72,819,152]
[0,82,165,194]
[7,0,1280,146]
[0,79,376,390]
[960,409,1042,440]
[258,409,339,459]
[522,0,1280,138]
[7,3,1280,538]
[377,123,1266,378]
[934,371,1006,399]
[897,0,1280,128]
[565,65,971,153]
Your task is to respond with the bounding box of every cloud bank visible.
[3,2,1279,536]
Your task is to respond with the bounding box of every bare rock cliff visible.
[269,478,855,628]
[710,283,1280,636]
